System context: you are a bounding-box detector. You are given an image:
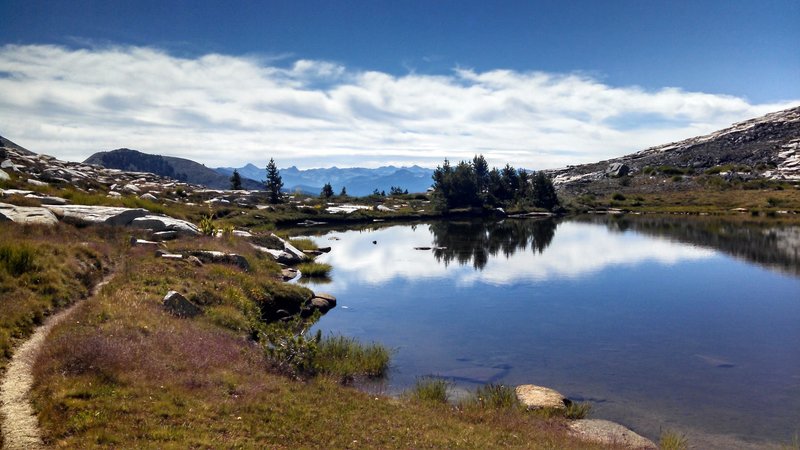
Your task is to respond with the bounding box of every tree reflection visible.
[586,215,800,277]
[429,219,558,270]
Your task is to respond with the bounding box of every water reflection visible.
[430,219,555,270]
[300,217,800,447]
[304,219,716,288]
[585,215,800,277]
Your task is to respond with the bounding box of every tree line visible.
[432,155,559,211]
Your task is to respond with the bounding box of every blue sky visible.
[1,0,798,168]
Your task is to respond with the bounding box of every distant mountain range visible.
[84,149,262,190]
[216,164,434,196]
[83,148,434,194]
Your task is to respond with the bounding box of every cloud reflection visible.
[308,221,715,289]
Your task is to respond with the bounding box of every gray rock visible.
[568,419,657,449]
[0,159,13,169]
[45,205,150,226]
[25,194,68,205]
[162,291,202,318]
[310,297,333,311]
[267,233,308,263]
[152,230,178,241]
[317,246,332,253]
[130,215,200,235]
[186,255,204,267]
[281,268,299,281]
[188,250,249,271]
[122,184,140,193]
[605,162,630,178]
[139,193,158,201]
[0,169,8,181]
[313,292,337,306]
[26,179,48,187]
[0,202,59,226]
[515,384,569,410]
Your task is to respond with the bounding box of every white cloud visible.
[0,44,796,169]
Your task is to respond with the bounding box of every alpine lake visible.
[295,215,800,449]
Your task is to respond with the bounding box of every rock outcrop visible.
[515,384,570,410]
[0,203,59,226]
[550,105,800,191]
[568,419,657,449]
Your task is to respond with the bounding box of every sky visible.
[0,0,798,169]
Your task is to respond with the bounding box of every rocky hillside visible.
[550,106,800,194]
[85,148,262,190]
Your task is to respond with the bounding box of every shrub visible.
[297,262,332,278]
[289,238,318,251]
[314,335,391,381]
[611,192,626,201]
[0,243,37,276]
[407,377,450,404]
[564,402,591,419]
[658,166,685,176]
[198,215,216,236]
[659,430,688,450]
[468,384,520,409]
[671,175,683,182]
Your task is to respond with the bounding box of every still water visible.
[299,216,800,448]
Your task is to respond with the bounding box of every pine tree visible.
[229,169,242,190]
[320,182,334,198]
[264,158,283,204]
[339,186,347,197]
[532,171,559,210]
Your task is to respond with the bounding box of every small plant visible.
[564,401,591,419]
[198,215,216,236]
[611,192,626,201]
[659,430,688,450]
[297,262,332,278]
[0,243,37,276]
[288,238,318,251]
[407,377,450,404]
[470,384,520,409]
[671,175,683,182]
[314,335,391,381]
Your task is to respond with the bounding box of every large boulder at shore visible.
[515,384,570,410]
[271,233,308,262]
[568,419,657,449]
[130,215,199,235]
[0,202,59,226]
[162,291,202,318]
[45,205,150,226]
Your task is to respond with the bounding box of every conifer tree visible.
[264,158,283,204]
[230,169,242,190]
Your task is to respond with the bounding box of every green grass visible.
[406,377,450,404]
[288,237,318,251]
[314,335,391,381]
[564,401,591,419]
[0,242,37,276]
[296,261,332,278]
[658,430,688,450]
[465,384,521,410]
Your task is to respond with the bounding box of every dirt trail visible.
[0,274,113,449]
